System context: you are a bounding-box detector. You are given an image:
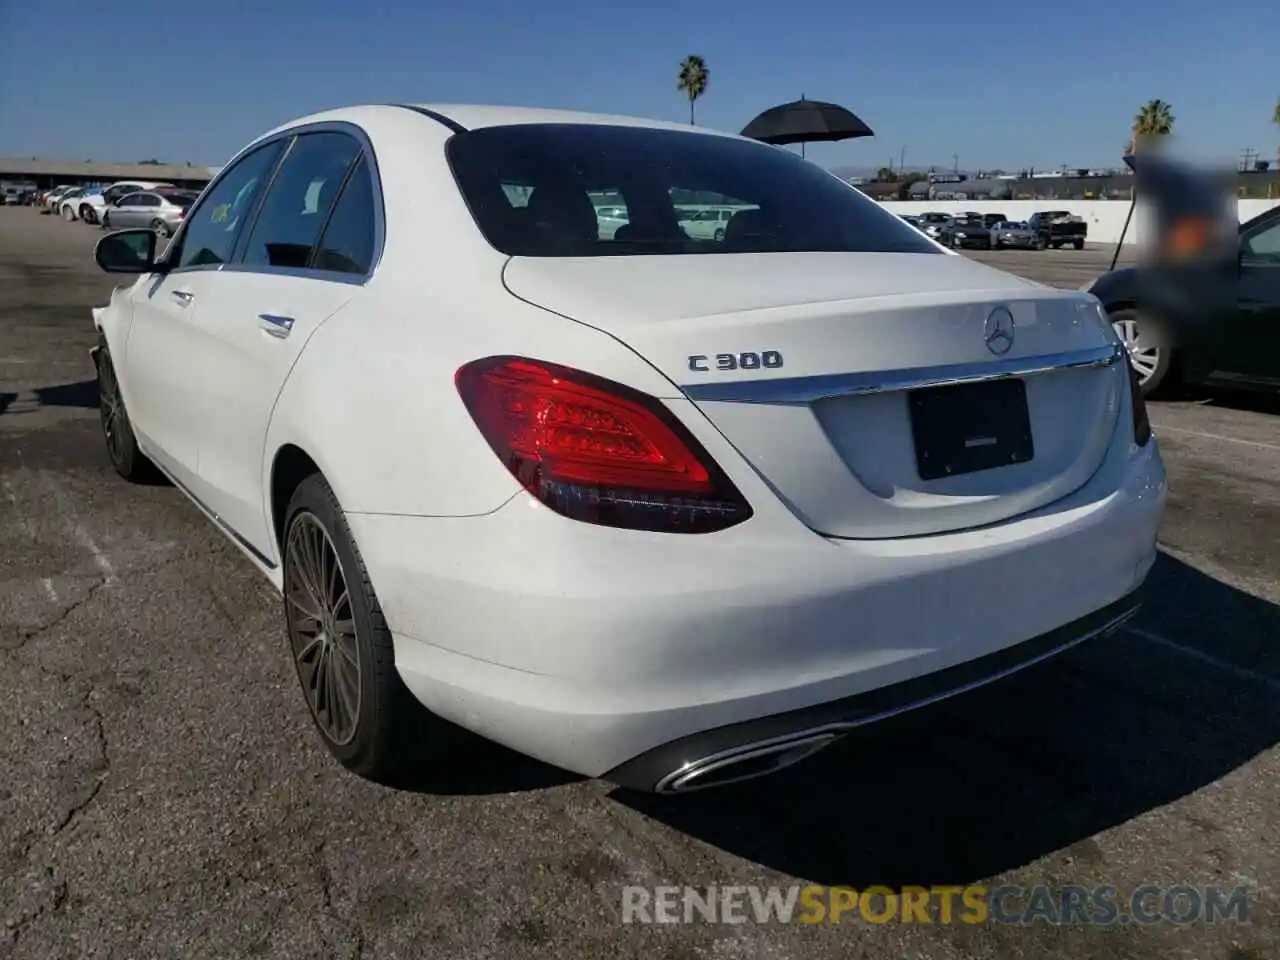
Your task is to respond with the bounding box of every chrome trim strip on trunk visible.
[680,342,1124,405]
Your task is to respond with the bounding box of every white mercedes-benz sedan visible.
[89,104,1166,793]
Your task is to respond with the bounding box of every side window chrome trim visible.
[164,120,387,285]
[217,263,366,286]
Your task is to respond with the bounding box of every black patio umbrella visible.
[740,95,874,157]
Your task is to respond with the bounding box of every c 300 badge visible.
[687,351,784,372]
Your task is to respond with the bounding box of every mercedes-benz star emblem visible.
[983,307,1016,356]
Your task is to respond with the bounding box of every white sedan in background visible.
[90,104,1165,793]
[67,180,174,224]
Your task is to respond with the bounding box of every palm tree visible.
[1131,99,1174,154]
[677,55,709,125]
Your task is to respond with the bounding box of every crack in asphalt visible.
[46,699,109,838]
[314,844,368,960]
[2,867,69,953]
[0,577,113,949]
[0,576,108,654]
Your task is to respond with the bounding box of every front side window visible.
[447,124,941,257]
[172,141,285,269]
[240,131,362,270]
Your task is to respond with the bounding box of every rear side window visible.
[240,132,361,270]
[446,124,941,258]
[313,156,377,275]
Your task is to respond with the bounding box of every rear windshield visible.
[160,191,198,206]
[445,124,941,258]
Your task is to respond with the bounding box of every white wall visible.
[876,198,1280,245]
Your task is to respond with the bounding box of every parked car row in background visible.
[34,181,199,236]
[1,182,41,205]
[897,210,1088,250]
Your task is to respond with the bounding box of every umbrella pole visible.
[1111,192,1135,271]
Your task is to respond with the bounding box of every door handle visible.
[258,314,295,339]
[171,289,194,305]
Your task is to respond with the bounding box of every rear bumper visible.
[605,588,1141,791]
[348,436,1165,785]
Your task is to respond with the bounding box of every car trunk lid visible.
[502,252,1125,539]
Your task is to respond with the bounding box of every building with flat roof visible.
[0,158,217,191]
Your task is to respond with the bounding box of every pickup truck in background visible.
[1026,210,1088,250]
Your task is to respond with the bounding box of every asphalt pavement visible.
[2,208,1277,959]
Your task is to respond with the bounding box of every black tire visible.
[713,228,725,242]
[1072,239,1084,250]
[1108,307,1178,397]
[79,204,96,225]
[95,336,161,482]
[281,473,435,783]
[101,212,111,229]
[1035,234,1048,250]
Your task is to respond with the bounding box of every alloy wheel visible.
[284,513,362,747]
[1112,315,1160,385]
[97,353,128,467]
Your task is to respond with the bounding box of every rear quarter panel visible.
[262,269,691,521]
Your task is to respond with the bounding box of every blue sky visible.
[1,0,1275,172]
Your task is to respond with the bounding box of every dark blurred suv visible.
[938,215,993,249]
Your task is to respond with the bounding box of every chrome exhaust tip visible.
[656,732,842,794]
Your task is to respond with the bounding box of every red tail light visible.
[455,356,752,533]
[1125,355,1152,446]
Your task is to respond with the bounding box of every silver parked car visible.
[991,220,1038,249]
[100,189,199,237]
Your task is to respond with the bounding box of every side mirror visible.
[95,229,161,274]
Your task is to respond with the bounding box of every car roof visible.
[259,103,747,143]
